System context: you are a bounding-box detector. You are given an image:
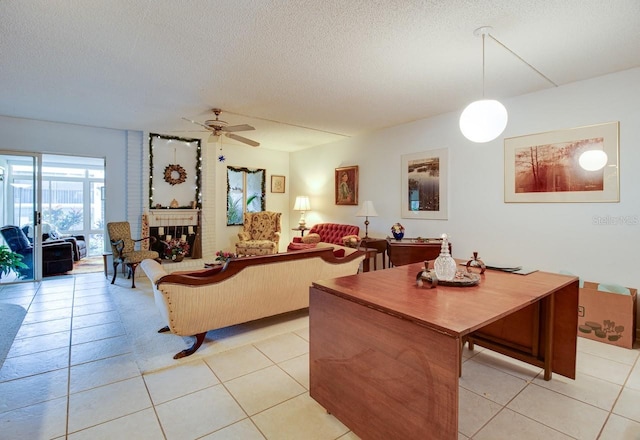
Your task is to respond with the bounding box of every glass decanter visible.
[434,233,456,281]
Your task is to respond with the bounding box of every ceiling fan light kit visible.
[184,108,260,147]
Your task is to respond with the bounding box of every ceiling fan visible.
[182,108,260,147]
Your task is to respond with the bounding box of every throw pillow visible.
[302,233,321,244]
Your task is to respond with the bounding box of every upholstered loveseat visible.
[141,245,364,359]
[288,223,360,251]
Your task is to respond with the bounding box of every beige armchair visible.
[235,211,282,256]
[107,221,161,288]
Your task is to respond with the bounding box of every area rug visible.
[110,277,309,374]
[0,303,27,370]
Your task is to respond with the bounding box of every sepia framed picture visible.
[271,175,285,193]
[401,149,448,219]
[335,166,358,205]
[504,122,619,203]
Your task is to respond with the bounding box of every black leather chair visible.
[22,224,87,261]
[0,225,33,278]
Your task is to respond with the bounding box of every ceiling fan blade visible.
[226,133,260,147]
[221,124,255,133]
[181,117,213,131]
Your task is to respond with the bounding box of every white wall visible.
[0,115,128,230]
[290,67,640,294]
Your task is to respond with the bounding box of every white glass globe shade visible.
[578,150,608,171]
[459,99,508,143]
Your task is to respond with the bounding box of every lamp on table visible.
[355,200,378,239]
[293,196,311,229]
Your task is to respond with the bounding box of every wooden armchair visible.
[107,221,160,288]
[235,211,282,256]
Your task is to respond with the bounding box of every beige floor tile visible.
[251,393,349,440]
[577,351,633,385]
[73,301,116,316]
[200,418,266,439]
[294,326,309,341]
[473,408,573,439]
[70,334,131,365]
[67,408,164,440]
[459,359,528,405]
[144,359,220,404]
[0,346,69,382]
[599,413,640,440]
[72,294,112,307]
[28,298,73,312]
[8,330,70,357]
[278,353,310,389]
[225,365,306,415]
[68,376,152,432]
[155,385,246,440]
[69,353,140,393]
[0,368,69,414]
[15,317,71,339]
[204,344,274,382]
[613,387,640,423]
[457,387,503,437]
[32,291,73,303]
[254,332,309,363]
[469,349,542,380]
[0,396,67,440]
[23,307,72,324]
[533,370,622,410]
[577,337,640,365]
[71,320,126,345]
[72,310,121,329]
[626,361,640,391]
[507,383,608,439]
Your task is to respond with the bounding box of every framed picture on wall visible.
[401,149,448,219]
[271,175,285,193]
[335,166,358,205]
[504,122,619,203]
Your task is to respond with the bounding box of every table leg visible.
[543,293,555,381]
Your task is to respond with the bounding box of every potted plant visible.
[0,245,28,278]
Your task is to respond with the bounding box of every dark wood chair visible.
[107,221,160,288]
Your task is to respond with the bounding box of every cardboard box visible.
[578,281,637,349]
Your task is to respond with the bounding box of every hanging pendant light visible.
[460,27,508,143]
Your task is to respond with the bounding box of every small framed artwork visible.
[401,149,448,220]
[504,121,619,203]
[271,175,285,193]
[335,166,359,205]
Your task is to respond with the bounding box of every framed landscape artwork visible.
[504,122,619,203]
[335,166,358,205]
[401,149,448,220]
[271,175,285,193]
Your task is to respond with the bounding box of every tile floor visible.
[0,272,639,439]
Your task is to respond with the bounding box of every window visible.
[226,166,265,226]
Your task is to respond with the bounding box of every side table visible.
[292,227,309,237]
[359,237,387,270]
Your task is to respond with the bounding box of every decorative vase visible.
[434,233,456,281]
[392,231,404,241]
[172,254,184,262]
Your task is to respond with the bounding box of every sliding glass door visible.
[0,152,40,282]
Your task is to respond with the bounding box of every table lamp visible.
[293,196,311,229]
[355,200,378,239]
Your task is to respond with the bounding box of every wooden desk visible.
[309,263,578,440]
[387,237,451,266]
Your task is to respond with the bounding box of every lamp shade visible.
[293,196,311,211]
[356,201,378,217]
[578,150,608,171]
[459,99,508,143]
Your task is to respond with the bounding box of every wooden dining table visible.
[309,262,579,440]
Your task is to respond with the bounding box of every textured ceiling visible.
[1,0,639,151]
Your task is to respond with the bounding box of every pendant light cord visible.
[487,34,558,87]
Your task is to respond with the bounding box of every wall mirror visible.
[149,133,202,209]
